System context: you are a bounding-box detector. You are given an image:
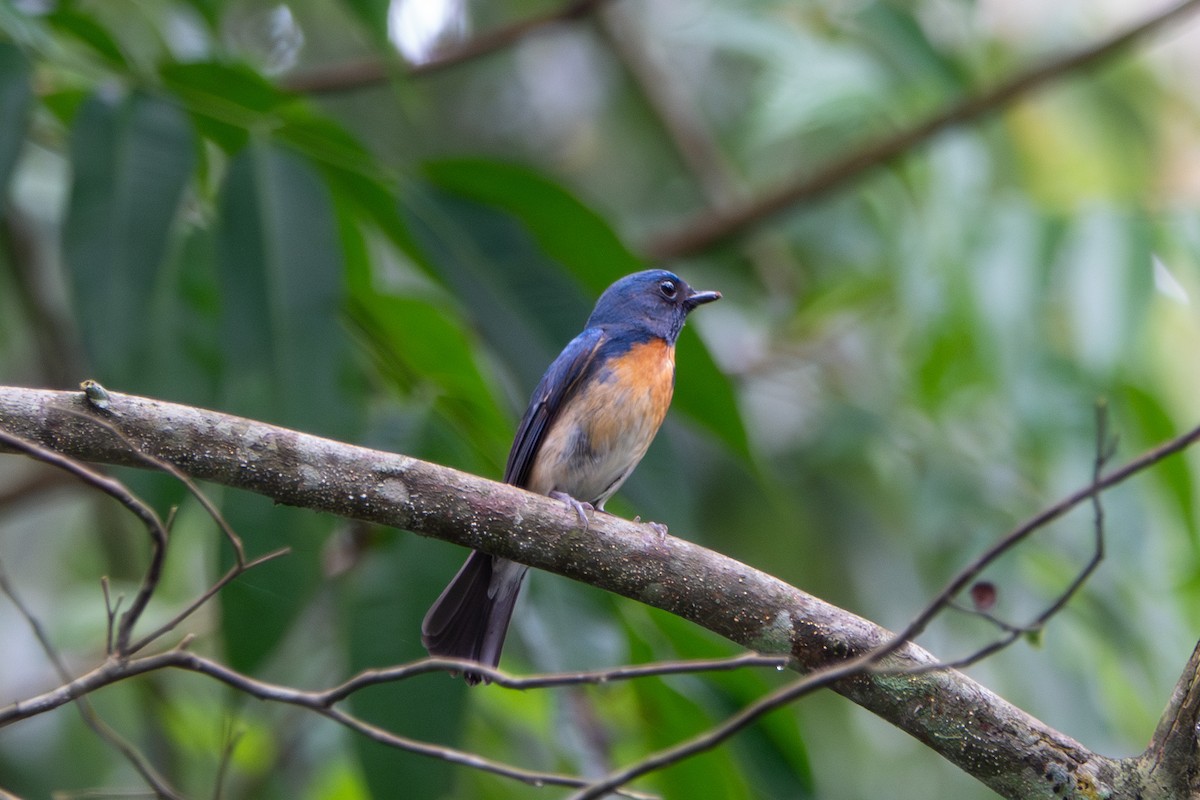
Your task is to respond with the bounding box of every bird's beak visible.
[684,288,722,310]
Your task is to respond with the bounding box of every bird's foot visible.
[550,491,594,529]
[634,516,669,539]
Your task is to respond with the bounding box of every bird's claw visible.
[633,516,668,538]
[550,491,594,529]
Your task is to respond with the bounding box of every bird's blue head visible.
[585,270,721,344]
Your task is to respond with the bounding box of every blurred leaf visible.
[279,109,420,258]
[180,0,219,30]
[160,61,293,152]
[214,141,354,671]
[339,535,467,798]
[424,159,643,294]
[1120,382,1198,548]
[0,43,32,208]
[348,292,511,468]
[40,87,90,126]
[45,8,128,68]
[63,90,196,384]
[401,180,591,387]
[629,672,754,800]
[343,0,390,45]
[854,2,968,101]
[626,606,814,799]
[215,141,349,426]
[1056,208,1153,374]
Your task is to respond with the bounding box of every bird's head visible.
[586,270,721,343]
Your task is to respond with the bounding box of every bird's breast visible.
[528,339,676,505]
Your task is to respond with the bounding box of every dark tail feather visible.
[421,551,527,685]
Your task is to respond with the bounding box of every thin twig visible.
[1,651,790,725]
[0,562,185,800]
[645,0,1200,259]
[323,652,789,701]
[125,548,290,655]
[0,428,167,656]
[0,648,799,798]
[212,718,241,800]
[100,576,118,656]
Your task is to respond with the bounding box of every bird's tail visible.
[421,551,528,685]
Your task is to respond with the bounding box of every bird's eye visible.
[659,280,677,299]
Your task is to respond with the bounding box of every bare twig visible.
[100,576,118,656]
[322,652,789,700]
[0,562,185,800]
[125,548,290,655]
[1,652,789,725]
[0,647,790,797]
[0,428,167,656]
[645,0,1200,260]
[212,719,241,800]
[281,0,615,93]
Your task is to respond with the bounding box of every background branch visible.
[280,0,614,93]
[643,0,1200,260]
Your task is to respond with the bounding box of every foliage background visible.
[3,0,1200,797]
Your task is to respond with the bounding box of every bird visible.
[421,269,721,684]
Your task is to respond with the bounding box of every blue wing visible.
[504,326,607,488]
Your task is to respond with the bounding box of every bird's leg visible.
[550,490,594,529]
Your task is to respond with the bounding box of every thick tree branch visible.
[1141,639,1200,794]
[0,385,1187,798]
[643,0,1200,260]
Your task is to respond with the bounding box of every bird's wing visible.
[503,326,607,488]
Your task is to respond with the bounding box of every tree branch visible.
[1140,639,1200,794]
[0,385,1192,798]
[643,0,1200,260]
[280,0,614,94]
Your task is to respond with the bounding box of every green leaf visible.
[278,109,418,257]
[424,159,644,294]
[213,142,355,672]
[348,292,511,470]
[342,0,390,45]
[160,61,293,152]
[0,43,33,209]
[340,535,467,798]
[215,141,350,430]
[45,8,128,68]
[63,90,196,384]
[1120,382,1198,548]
